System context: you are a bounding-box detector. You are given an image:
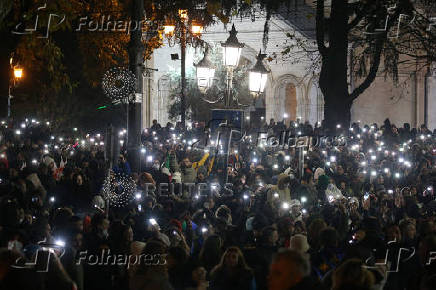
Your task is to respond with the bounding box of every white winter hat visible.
[314,168,325,180]
[284,167,296,179]
[289,199,301,207]
[92,195,106,209]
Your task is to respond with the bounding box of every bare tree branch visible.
[347,0,375,31]
[348,36,384,102]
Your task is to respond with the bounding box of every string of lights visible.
[102,171,136,207]
[102,66,136,101]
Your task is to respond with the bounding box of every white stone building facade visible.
[142,3,435,130]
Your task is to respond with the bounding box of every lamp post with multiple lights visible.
[195,24,269,109]
[163,10,203,128]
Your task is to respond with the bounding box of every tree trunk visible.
[323,91,352,133]
[318,0,351,133]
[127,0,144,173]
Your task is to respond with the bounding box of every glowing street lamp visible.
[178,9,188,21]
[195,46,215,91]
[221,24,244,67]
[191,22,204,35]
[249,51,269,94]
[14,66,23,78]
[8,55,24,118]
[163,24,175,36]
[163,10,203,128]
[220,24,244,107]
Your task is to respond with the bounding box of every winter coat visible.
[289,276,326,290]
[268,174,291,204]
[182,167,197,184]
[130,269,173,290]
[210,267,255,290]
[169,152,180,173]
[113,161,131,176]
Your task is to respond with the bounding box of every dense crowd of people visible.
[0,117,435,290]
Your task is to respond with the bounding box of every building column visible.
[427,63,436,130]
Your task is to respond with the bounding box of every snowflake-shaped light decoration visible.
[102,67,136,101]
[101,171,136,207]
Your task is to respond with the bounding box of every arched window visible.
[272,75,303,122]
[284,83,297,121]
[307,79,324,125]
[156,74,173,124]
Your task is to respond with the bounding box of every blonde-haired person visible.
[209,246,256,290]
[332,259,375,290]
[289,234,310,258]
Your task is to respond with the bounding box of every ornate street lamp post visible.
[163,10,204,128]
[221,24,244,107]
[194,26,270,110]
